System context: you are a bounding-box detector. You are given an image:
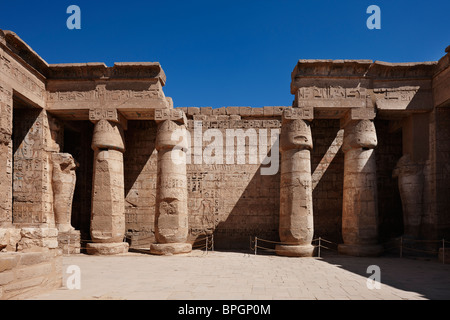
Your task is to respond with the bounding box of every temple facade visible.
[1,29,450,296]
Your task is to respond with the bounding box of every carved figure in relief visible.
[198,198,214,231]
[52,153,78,233]
[393,154,424,239]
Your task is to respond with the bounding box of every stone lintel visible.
[374,85,434,112]
[89,108,128,130]
[47,62,166,85]
[291,60,436,92]
[0,30,49,78]
[180,106,289,118]
[282,107,314,122]
[155,108,187,125]
[340,107,376,129]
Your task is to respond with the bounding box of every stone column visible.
[339,119,383,256]
[276,113,314,257]
[150,111,191,255]
[87,119,129,255]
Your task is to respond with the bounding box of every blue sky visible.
[1,0,449,108]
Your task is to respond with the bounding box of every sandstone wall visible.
[118,108,404,250]
[0,249,62,300]
[0,84,12,227]
[375,119,403,241]
[124,121,158,247]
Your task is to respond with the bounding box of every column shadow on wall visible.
[210,154,281,252]
[63,120,94,242]
[123,120,157,249]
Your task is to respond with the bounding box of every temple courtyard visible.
[29,251,450,300]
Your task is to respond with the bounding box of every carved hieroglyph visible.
[393,154,424,239]
[51,153,77,233]
[87,119,129,255]
[151,118,191,255]
[339,120,383,256]
[0,85,12,227]
[276,117,314,257]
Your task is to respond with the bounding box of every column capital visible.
[156,119,188,152]
[91,119,126,152]
[280,118,313,152]
[342,119,377,152]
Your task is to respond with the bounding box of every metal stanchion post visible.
[205,236,208,254]
[318,237,321,258]
[400,237,403,258]
[255,237,257,256]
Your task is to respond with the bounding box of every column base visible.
[150,243,192,256]
[338,244,383,257]
[275,244,314,257]
[86,242,129,255]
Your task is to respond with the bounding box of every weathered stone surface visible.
[276,114,314,257]
[393,154,425,239]
[0,249,62,300]
[57,230,81,255]
[89,119,127,254]
[0,29,449,267]
[0,228,20,252]
[86,242,129,255]
[151,119,191,255]
[17,228,59,252]
[339,120,383,256]
[51,153,77,233]
[150,243,192,256]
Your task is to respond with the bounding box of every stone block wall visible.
[434,107,450,239]
[124,121,158,247]
[116,107,406,250]
[0,249,62,300]
[310,119,344,243]
[12,108,62,227]
[63,121,94,241]
[375,119,403,241]
[0,84,12,227]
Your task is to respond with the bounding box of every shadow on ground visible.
[318,252,450,300]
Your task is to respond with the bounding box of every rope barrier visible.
[249,235,447,263]
[401,246,439,255]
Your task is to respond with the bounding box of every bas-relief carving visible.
[12,111,48,225]
[298,86,367,100]
[374,87,420,101]
[47,85,163,103]
[374,86,433,111]
[392,154,425,239]
[0,52,45,99]
[187,119,281,130]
